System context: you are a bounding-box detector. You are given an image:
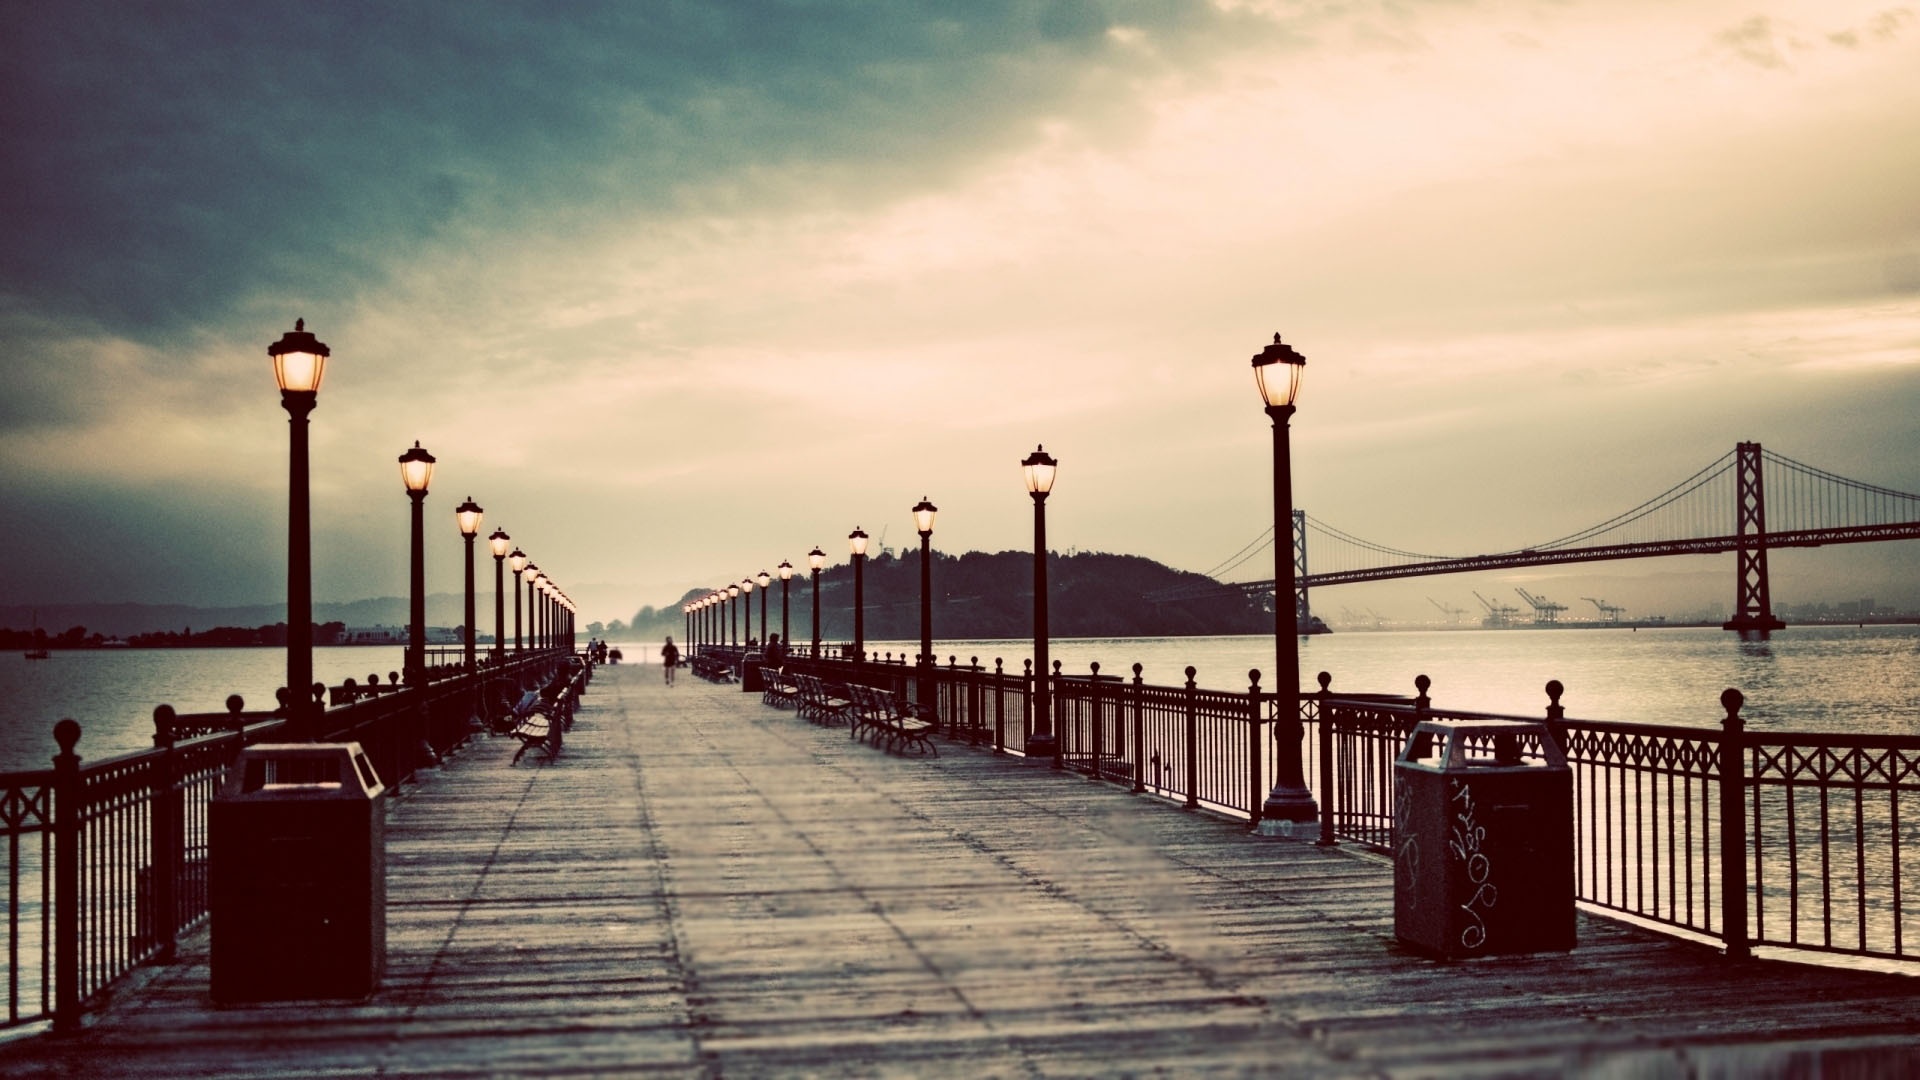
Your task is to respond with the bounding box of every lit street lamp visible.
[1253,332,1317,831]
[848,527,869,662]
[508,548,529,651]
[778,560,793,656]
[912,497,938,705]
[522,563,541,651]
[488,528,511,662]
[807,547,826,657]
[399,441,436,688]
[756,569,771,646]
[535,573,550,650]
[455,497,484,670]
[1021,445,1059,762]
[269,319,328,734]
[741,577,756,648]
[728,583,741,647]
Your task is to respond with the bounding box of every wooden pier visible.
[5,663,1919,1077]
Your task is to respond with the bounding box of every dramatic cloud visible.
[1,0,1915,622]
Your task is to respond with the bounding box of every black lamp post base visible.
[1257,786,1318,837]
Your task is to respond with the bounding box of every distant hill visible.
[609,549,1269,643]
[3,550,1270,646]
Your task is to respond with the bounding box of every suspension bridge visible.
[1153,442,1920,634]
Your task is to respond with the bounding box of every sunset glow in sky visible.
[3,1,1917,627]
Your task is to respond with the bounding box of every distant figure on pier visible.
[764,633,787,670]
[660,636,679,686]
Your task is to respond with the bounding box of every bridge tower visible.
[1292,509,1322,634]
[1723,441,1787,636]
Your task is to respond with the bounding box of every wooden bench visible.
[508,664,590,765]
[848,684,937,756]
[796,673,851,725]
[507,690,558,764]
[760,666,801,709]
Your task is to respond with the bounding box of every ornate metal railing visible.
[0,650,573,1032]
[772,654,1920,966]
[1305,680,1920,965]
[781,655,1272,818]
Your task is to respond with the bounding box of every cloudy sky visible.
[3,0,1917,629]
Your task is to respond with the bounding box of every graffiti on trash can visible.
[1448,779,1498,951]
[1393,774,1421,909]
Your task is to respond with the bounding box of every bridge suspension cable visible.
[1201,525,1276,580]
[1762,448,1920,533]
[1197,443,1920,589]
[1510,449,1738,552]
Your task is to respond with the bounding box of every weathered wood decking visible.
[5,663,1919,1077]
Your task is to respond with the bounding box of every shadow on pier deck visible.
[6,663,1919,1078]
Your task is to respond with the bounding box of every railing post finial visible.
[52,718,82,1032]
[1414,674,1431,711]
[1721,687,1745,725]
[1719,685,1751,961]
[153,703,178,748]
[1544,679,1568,753]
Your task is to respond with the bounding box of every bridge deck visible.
[6,664,1919,1077]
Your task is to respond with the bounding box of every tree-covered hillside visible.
[607,550,1267,644]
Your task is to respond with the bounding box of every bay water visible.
[4,626,1917,774]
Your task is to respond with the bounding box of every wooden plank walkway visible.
[5,662,1919,1077]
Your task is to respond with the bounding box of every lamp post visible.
[488,529,510,662]
[729,584,741,647]
[523,563,541,652]
[535,574,549,650]
[534,578,546,651]
[756,570,771,646]
[508,549,528,651]
[399,441,436,688]
[740,577,755,649]
[455,497,483,670]
[269,319,328,735]
[1253,332,1317,831]
[848,527,869,662]
[912,498,938,705]
[807,547,826,657]
[1021,445,1058,761]
[778,560,792,654]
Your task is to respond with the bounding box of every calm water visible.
[855,625,1920,734]
[1,645,407,773]
[5,627,1918,772]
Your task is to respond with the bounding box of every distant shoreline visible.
[14,615,1920,652]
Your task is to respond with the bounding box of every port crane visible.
[1472,590,1521,628]
[1584,597,1626,623]
[1514,587,1567,625]
[1427,597,1468,624]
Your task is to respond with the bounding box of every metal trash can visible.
[210,742,386,1003]
[740,651,765,692]
[1393,718,1574,959]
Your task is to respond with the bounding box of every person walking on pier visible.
[660,636,679,686]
